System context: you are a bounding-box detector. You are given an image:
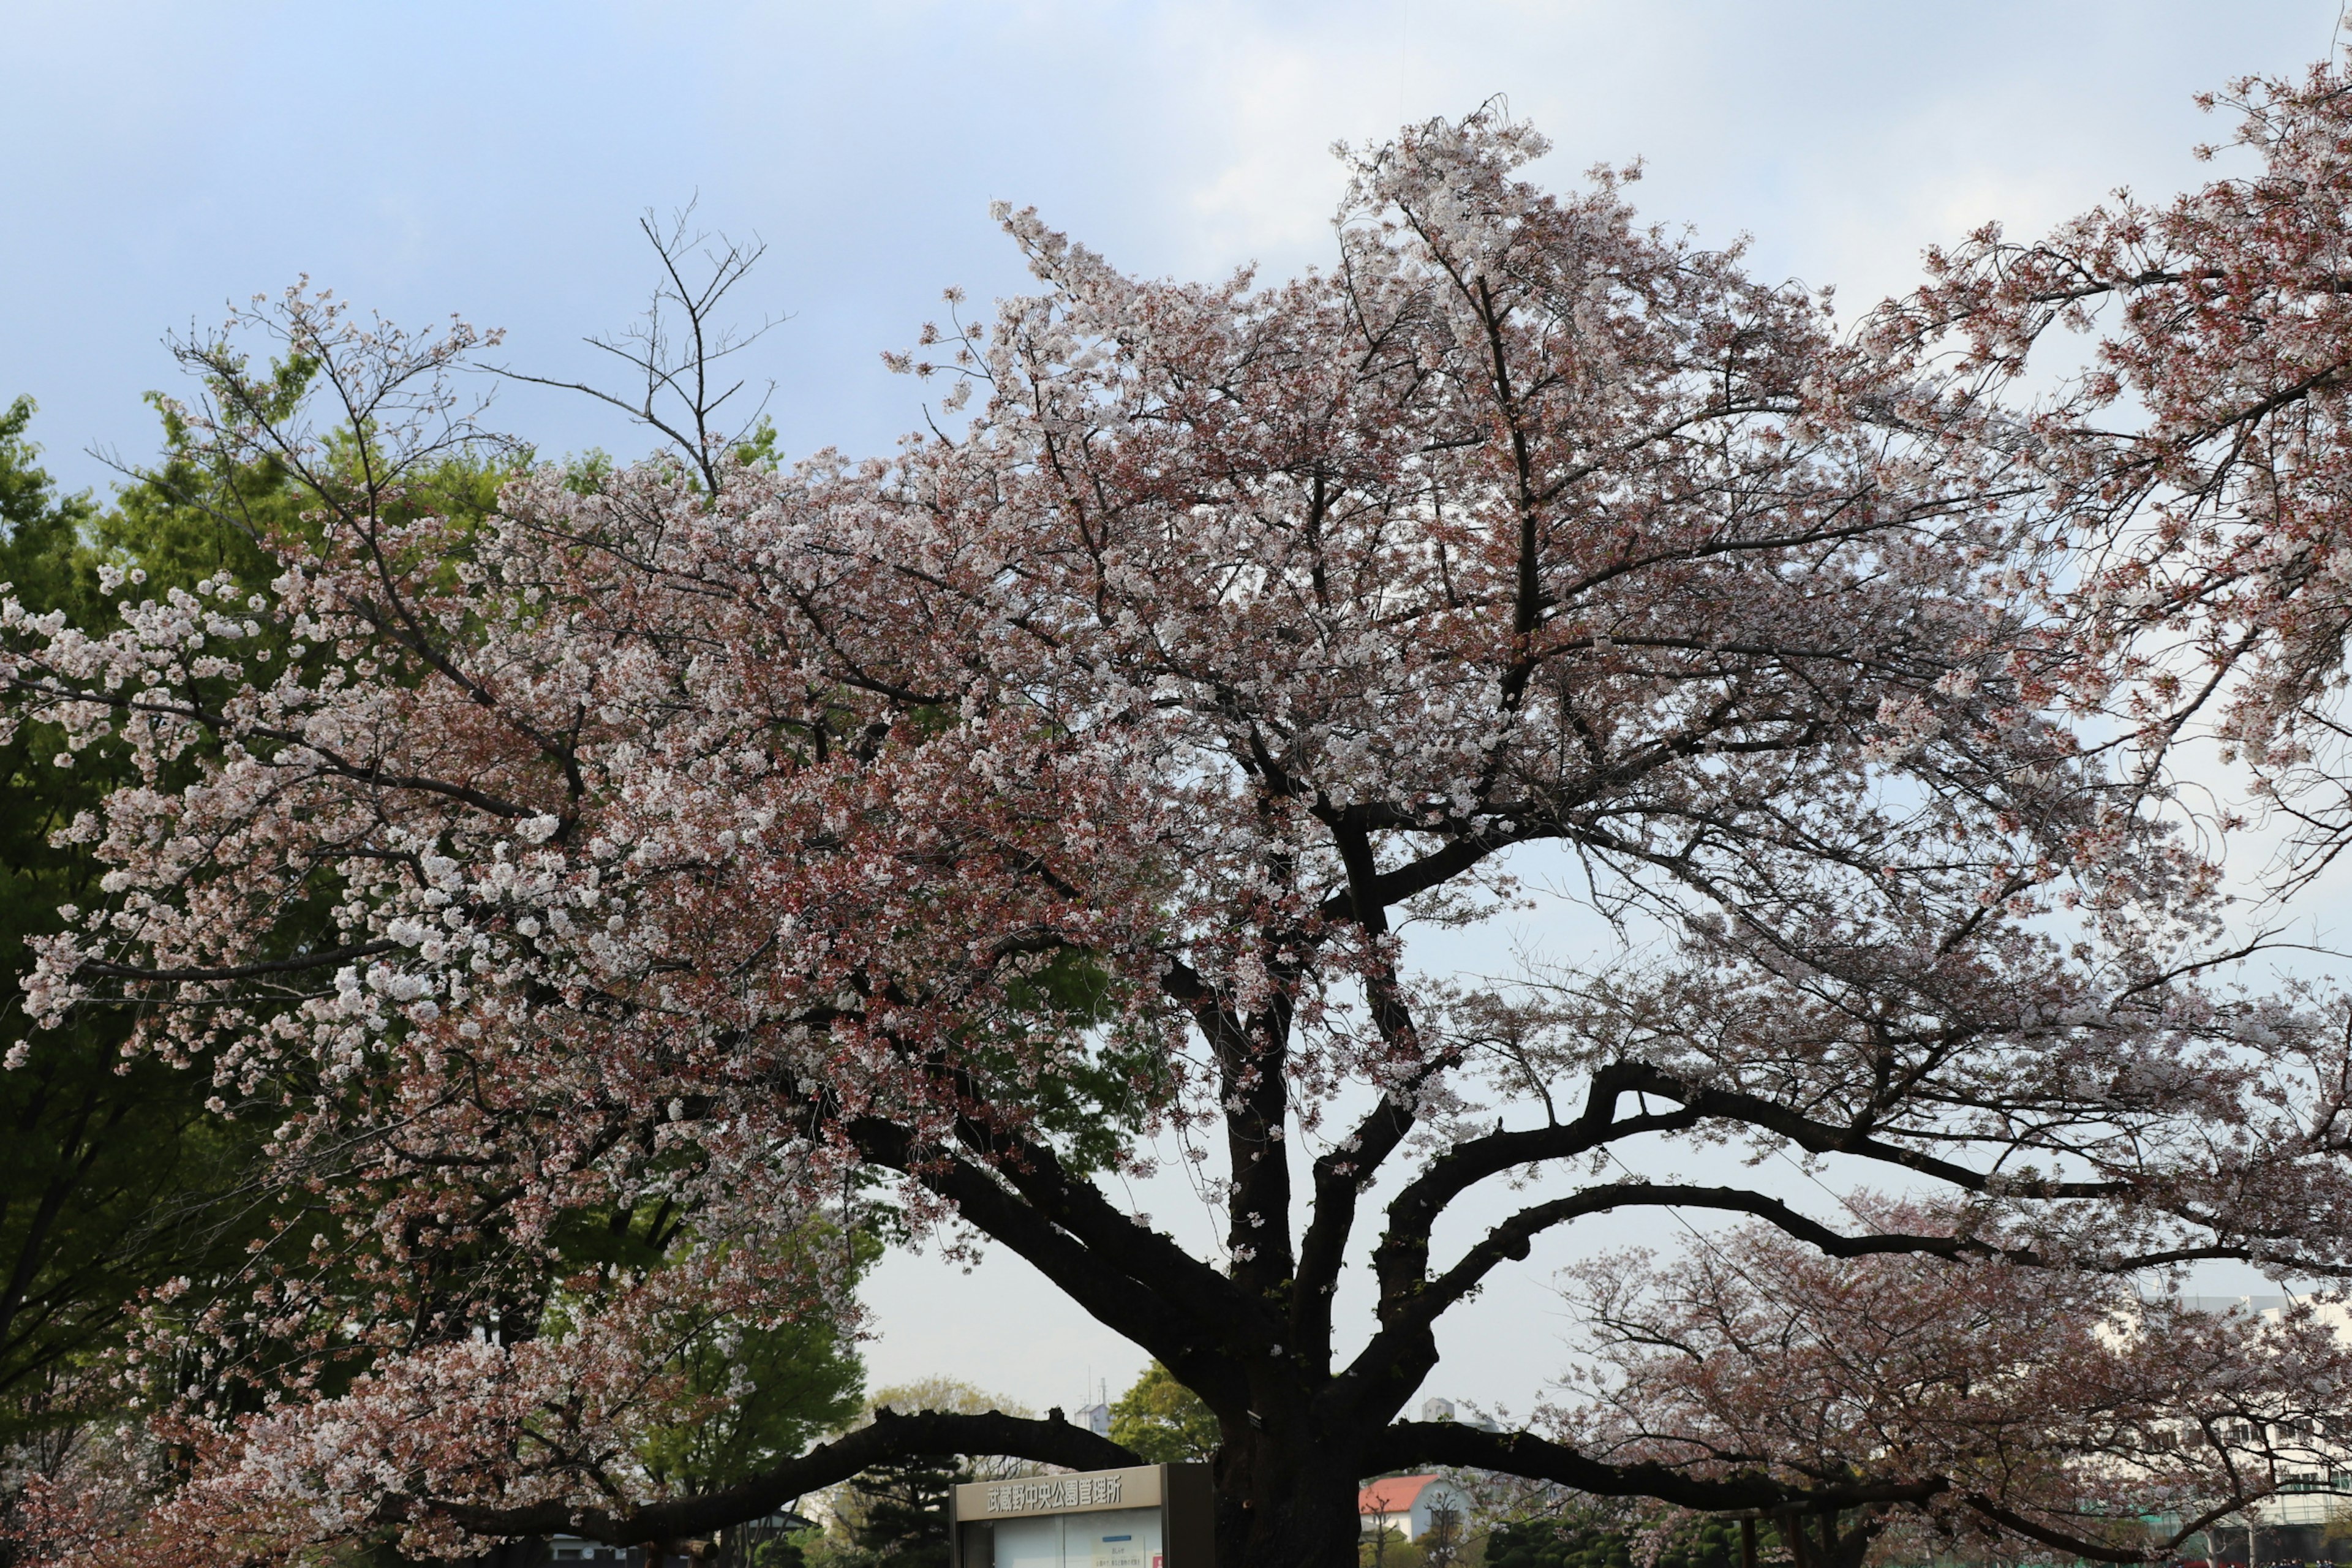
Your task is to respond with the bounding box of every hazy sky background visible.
[7,0,2350,1419]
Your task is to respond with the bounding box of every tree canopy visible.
[0,394,287,1464]
[14,74,2352,1568]
[1108,1362,1218,1466]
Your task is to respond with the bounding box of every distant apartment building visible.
[2154,1297,2352,1563]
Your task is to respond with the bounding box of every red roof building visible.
[1357,1474,1472,1542]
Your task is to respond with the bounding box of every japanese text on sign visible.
[984,1476,1125,1514]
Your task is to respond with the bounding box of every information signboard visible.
[950,1463,1213,1568]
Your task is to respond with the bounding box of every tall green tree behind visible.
[843,1453,964,1568]
[636,1238,870,1496]
[1109,1361,1218,1464]
[0,384,510,1457]
[0,396,268,1454]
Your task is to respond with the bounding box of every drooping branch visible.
[1373,1420,2225,1566]
[1365,1420,1947,1515]
[420,1406,1139,1546]
[71,940,400,985]
[1360,1180,2040,1382]
[1960,1492,2254,1566]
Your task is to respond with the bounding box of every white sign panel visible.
[954,1466,1165,1520]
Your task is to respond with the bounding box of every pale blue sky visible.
[7,0,2345,1417]
[6,2,2341,495]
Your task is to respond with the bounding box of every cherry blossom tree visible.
[1560,1201,2352,1568]
[1890,55,2352,889]
[8,108,2352,1568]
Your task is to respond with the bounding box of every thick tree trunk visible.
[1792,1508,1880,1568]
[1213,1428,1366,1568]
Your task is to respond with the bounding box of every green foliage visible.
[0,387,510,1451]
[1362,1525,1425,1568]
[96,393,301,597]
[637,1237,872,1496]
[102,385,507,597]
[1108,1360,1219,1464]
[843,1452,964,1568]
[757,1530,820,1568]
[930,948,1176,1185]
[1482,1518,1619,1568]
[733,416,783,470]
[0,398,271,1446]
[1,369,884,1483]
[0,398,98,614]
[638,1310,865,1493]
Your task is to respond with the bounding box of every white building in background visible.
[1358,1475,1474,1542]
[1074,1376,1112,1439]
[547,1539,687,1564]
[547,1507,814,1565]
[1415,1397,1497,1432]
[2157,1297,2352,1547]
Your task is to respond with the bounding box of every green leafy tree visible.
[639,1240,871,1496]
[0,379,506,1529]
[44,372,502,1365]
[2,335,881,1566]
[0,397,271,1459]
[1109,1361,1218,1464]
[845,1452,964,1568]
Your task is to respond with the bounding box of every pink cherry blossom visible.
[12,106,2352,1568]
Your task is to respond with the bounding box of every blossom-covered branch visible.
[9,102,2352,1568]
